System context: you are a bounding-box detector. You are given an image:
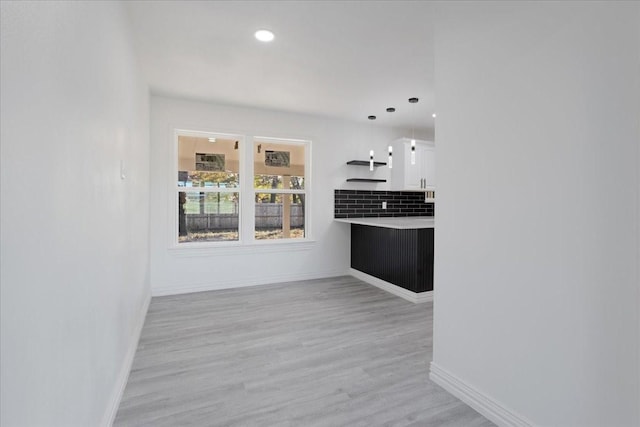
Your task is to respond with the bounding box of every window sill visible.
[168,239,317,257]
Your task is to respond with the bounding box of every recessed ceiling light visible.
[432,113,437,118]
[255,30,274,42]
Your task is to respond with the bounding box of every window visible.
[253,138,308,240]
[173,131,310,246]
[176,132,242,243]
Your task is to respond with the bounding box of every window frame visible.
[169,129,313,250]
[251,136,311,243]
[171,129,245,248]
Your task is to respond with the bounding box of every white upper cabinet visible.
[423,143,435,191]
[389,138,435,192]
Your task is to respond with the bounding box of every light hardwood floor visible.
[115,276,493,426]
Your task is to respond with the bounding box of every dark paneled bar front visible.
[350,224,434,293]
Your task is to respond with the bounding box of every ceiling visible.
[125,1,435,133]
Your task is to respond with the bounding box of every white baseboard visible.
[152,269,348,296]
[101,291,151,427]
[429,362,533,427]
[349,268,433,304]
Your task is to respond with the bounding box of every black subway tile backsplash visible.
[334,190,434,218]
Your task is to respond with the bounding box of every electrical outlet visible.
[382,201,387,210]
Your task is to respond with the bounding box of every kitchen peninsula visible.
[335,215,434,304]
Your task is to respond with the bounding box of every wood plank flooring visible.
[114,276,493,426]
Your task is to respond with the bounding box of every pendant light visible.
[368,115,376,171]
[411,139,416,165]
[386,107,395,169]
[409,97,419,165]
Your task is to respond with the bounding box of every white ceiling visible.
[125,1,435,132]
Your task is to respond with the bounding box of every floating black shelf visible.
[347,160,387,167]
[346,178,387,183]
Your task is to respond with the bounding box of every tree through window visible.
[176,133,241,243]
[253,139,308,240]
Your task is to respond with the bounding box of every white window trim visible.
[170,129,245,249]
[168,129,313,253]
[249,136,312,244]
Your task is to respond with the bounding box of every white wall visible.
[431,2,640,426]
[150,96,409,295]
[0,2,150,426]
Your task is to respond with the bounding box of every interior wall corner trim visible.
[151,270,349,297]
[100,292,152,427]
[429,362,533,427]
